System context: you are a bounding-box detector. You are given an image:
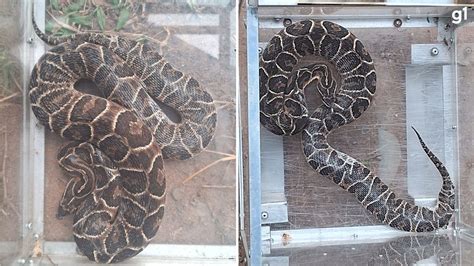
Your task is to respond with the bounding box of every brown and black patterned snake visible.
[260,19,455,232]
[29,16,216,262]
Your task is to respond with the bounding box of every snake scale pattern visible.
[29,18,216,263]
[260,19,455,232]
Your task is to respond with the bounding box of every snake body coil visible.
[260,20,455,232]
[29,19,216,262]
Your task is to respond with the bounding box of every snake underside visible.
[29,19,216,263]
[260,19,455,232]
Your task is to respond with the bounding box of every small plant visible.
[46,0,135,37]
[0,47,21,103]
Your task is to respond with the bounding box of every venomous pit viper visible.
[29,15,216,263]
[260,19,455,232]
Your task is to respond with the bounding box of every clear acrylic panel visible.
[2,0,238,264]
[247,2,474,265]
[0,0,23,265]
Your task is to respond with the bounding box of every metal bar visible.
[411,44,451,65]
[453,29,462,233]
[442,65,458,186]
[247,5,262,266]
[257,6,458,20]
[261,127,288,225]
[386,0,454,4]
[46,256,235,265]
[44,242,236,259]
[260,1,469,7]
[259,0,297,5]
[20,0,46,261]
[235,0,244,236]
[269,225,439,249]
[259,17,436,29]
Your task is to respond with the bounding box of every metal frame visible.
[260,128,288,225]
[250,3,470,265]
[18,0,46,263]
[13,0,239,264]
[260,0,473,7]
[246,4,262,266]
[268,225,415,250]
[44,242,235,263]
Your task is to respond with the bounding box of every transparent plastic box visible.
[245,1,474,265]
[0,0,238,264]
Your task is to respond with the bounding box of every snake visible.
[29,17,216,263]
[260,19,455,232]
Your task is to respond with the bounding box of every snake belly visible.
[29,19,216,263]
[260,19,455,232]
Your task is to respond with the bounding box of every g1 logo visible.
[452,7,468,24]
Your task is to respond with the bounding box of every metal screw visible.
[17,258,26,264]
[393,18,402,28]
[452,125,457,129]
[431,47,439,56]
[33,233,40,240]
[27,259,33,265]
[406,15,411,21]
[273,17,282,22]
[465,47,472,54]
[26,37,34,44]
[323,252,327,256]
[25,222,32,230]
[258,47,263,55]
[261,211,268,219]
[283,18,292,27]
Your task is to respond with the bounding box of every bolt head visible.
[261,211,268,219]
[431,47,439,56]
[393,19,402,28]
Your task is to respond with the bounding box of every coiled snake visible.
[29,18,216,262]
[260,20,455,232]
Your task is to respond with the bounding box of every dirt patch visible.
[0,103,22,241]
